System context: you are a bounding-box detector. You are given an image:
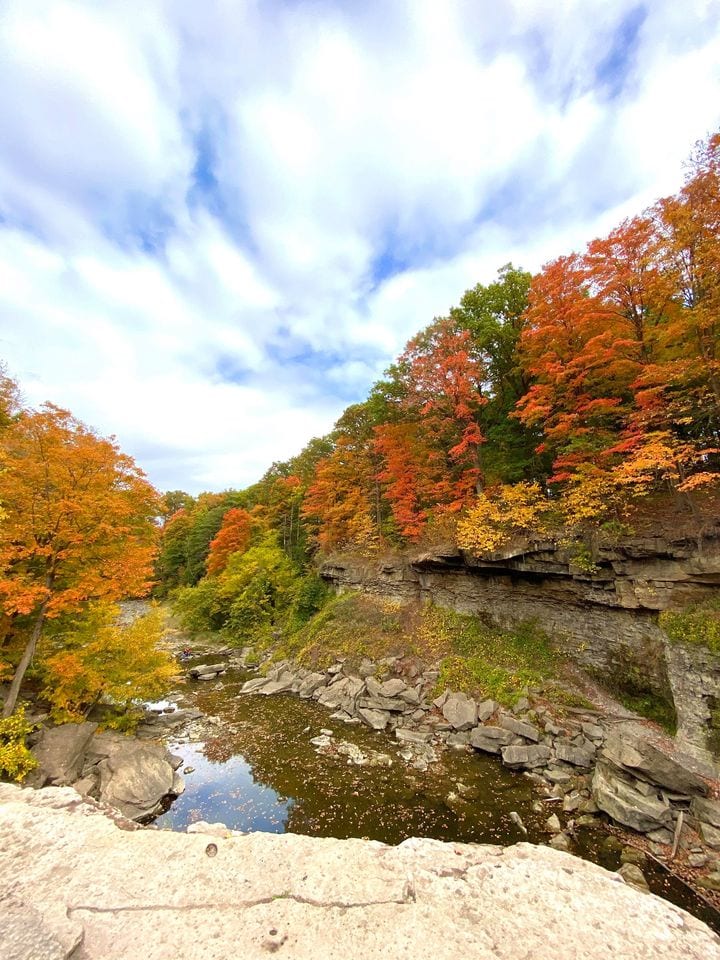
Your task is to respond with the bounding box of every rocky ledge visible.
[1,782,719,960]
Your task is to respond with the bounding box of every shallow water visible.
[150,664,720,932]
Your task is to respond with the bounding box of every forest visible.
[155,132,720,637]
[0,131,719,747]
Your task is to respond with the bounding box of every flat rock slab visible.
[1,784,718,960]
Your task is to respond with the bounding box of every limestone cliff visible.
[321,533,720,762]
[1,783,719,959]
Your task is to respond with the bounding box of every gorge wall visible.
[321,533,720,765]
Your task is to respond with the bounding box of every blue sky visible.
[0,0,719,493]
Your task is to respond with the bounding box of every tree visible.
[0,404,160,716]
[206,507,253,575]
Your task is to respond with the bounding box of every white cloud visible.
[0,0,719,493]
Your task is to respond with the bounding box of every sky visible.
[1,0,719,495]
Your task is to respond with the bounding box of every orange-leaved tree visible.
[206,507,254,575]
[0,403,160,716]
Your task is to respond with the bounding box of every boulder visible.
[240,677,271,694]
[501,744,552,769]
[297,672,327,698]
[31,722,98,786]
[690,796,720,829]
[602,732,708,797]
[356,695,408,713]
[476,699,496,722]
[442,693,477,731]
[189,663,225,678]
[700,822,720,850]
[555,741,596,768]
[592,762,673,833]
[499,715,541,742]
[380,679,408,698]
[258,677,295,695]
[469,725,515,754]
[356,708,390,731]
[616,863,650,893]
[96,741,181,820]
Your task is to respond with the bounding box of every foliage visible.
[39,603,175,724]
[0,706,37,782]
[173,534,297,644]
[456,482,551,554]
[661,597,720,655]
[0,402,161,716]
[206,507,254,575]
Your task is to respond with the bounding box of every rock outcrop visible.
[321,534,720,763]
[29,723,183,820]
[1,782,718,960]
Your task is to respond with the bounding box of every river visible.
[146,653,720,931]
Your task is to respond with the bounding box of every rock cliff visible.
[321,533,720,762]
[1,782,719,960]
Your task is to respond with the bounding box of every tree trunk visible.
[2,599,48,718]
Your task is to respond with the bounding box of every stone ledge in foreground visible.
[0,783,718,960]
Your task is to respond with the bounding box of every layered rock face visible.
[1,782,719,960]
[322,534,720,762]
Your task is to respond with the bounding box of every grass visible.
[268,591,562,708]
[661,596,720,655]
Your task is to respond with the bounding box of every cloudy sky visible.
[1,0,719,494]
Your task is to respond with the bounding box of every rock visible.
[395,728,433,744]
[258,678,295,695]
[562,792,583,813]
[96,741,181,820]
[446,731,471,748]
[1,783,719,960]
[432,690,449,708]
[592,762,673,834]
[240,677,271,694]
[336,742,368,765]
[582,722,604,740]
[442,692,477,731]
[546,814,562,833]
[476,699,496,722]
[616,863,650,893]
[545,722,562,736]
[646,828,674,845]
[699,872,720,892]
[71,774,99,798]
[691,796,720,829]
[548,832,572,852]
[398,687,421,705]
[380,679,408,698]
[602,732,708,797]
[309,735,332,749]
[183,766,195,775]
[620,846,646,866]
[700,822,720,849]
[509,811,527,834]
[469,726,515,754]
[317,677,363,711]
[358,659,376,678]
[356,708,390,731]
[356,695,408,713]
[554,740,596,768]
[544,766,573,785]
[31,722,98,786]
[501,744,552,769]
[512,697,530,714]
[0,894,84,960]
[499,715,541,742]
[688,853,708,868]
[186,821,232,838]
[298,673,327,698]
[189,663,226,679]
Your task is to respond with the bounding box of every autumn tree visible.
[206,507,254,575]
[0,404,160,716]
